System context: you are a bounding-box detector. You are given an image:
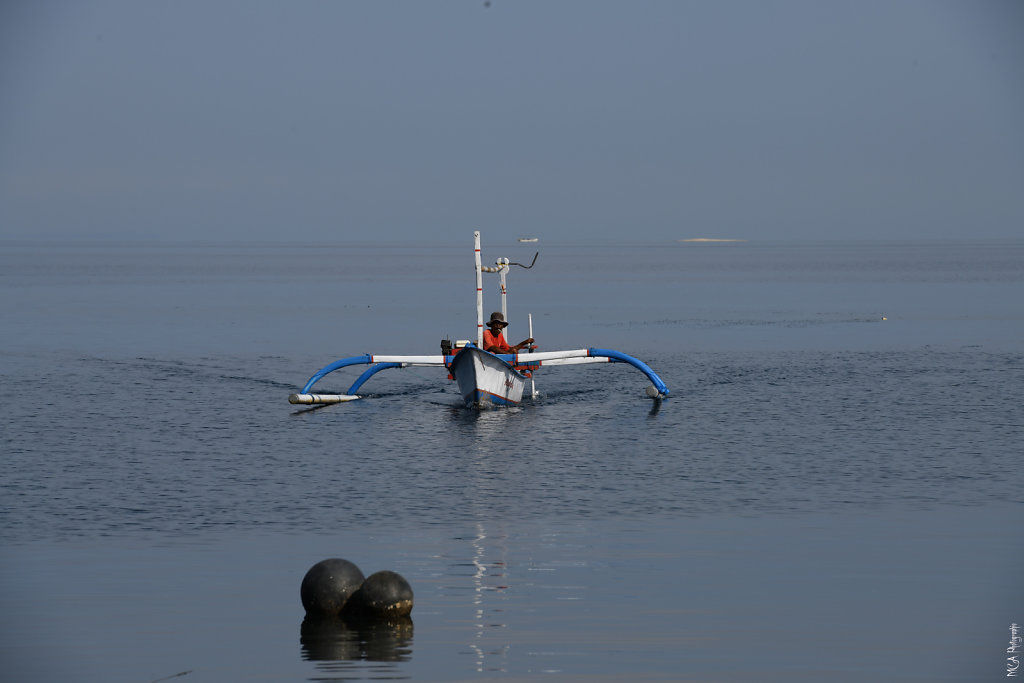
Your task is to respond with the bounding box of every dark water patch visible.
[6,348,1022,542]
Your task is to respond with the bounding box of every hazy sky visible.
[2,1,1022,244]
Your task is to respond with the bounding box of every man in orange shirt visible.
[482,312,534,354]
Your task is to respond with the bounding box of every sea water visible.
[1,239,1022,682]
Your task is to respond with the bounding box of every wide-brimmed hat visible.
[485,312,508,328]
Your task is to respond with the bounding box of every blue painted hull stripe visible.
[471,388,518,406]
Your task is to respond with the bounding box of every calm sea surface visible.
[1,239,1022,681]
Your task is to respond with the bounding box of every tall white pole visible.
[474,231,483,347]
[528,312,537,397]
[499,258,508,327]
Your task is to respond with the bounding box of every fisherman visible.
[482,312,534,354]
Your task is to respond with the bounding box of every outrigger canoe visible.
[288,232,669,408]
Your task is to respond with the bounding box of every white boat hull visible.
[449,347,527,407]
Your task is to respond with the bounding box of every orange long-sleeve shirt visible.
[482,329,511,353]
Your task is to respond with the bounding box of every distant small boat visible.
[518,237,539,243]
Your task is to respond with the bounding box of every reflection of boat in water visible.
[467,521,510,674]
[288,232,669,408]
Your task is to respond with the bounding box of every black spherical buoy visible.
[344,570,414,618]
[300,558,366,616]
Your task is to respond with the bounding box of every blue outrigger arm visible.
[298,354,450,394]
[288,348,668,405]
[299,354,372,393]
[488,347,669,397]
[344,362,405,395]
[590,348,670,397]
[289,354,448,404]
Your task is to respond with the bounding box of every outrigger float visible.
[288,232,669,408]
